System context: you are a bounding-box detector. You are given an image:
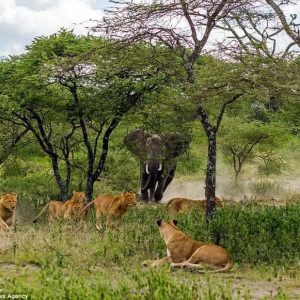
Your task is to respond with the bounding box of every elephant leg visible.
[141,172,150,202]
[154,174,166,202]
[163,166,176,193]
[149,181,158,202]
[141,191,149,202]
[154,166,176,202]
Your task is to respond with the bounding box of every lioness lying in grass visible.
[143,220,233,273]
[167,196,223,214]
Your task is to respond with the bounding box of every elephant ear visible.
[124,129,151,159]
[163,132,191,159]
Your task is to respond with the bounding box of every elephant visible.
[124,129,191,202]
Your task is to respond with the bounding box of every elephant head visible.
[124,129,191,200]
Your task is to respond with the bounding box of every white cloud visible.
[0,0,105,56]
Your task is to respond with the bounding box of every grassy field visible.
[1,202,300,299]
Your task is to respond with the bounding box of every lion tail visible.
[177,259,233,274]
[80,200,95,215]
[209,259,233,273]
[198,260,233,274]
[33,202,50,223]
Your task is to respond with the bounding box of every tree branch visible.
[216,93,243,131]
[266,0,300,47]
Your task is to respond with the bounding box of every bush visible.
[178,202,300,264]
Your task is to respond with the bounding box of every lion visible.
[33,192,87,223]
[0,193,17,231]
[80,192,137,229]
[63,192,87,220]
[142,220,233,273]
[167,196,223,214]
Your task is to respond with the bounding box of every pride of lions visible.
[0,191,232,273]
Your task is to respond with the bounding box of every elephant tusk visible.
[146,164,149,174]
[158,164,162,171]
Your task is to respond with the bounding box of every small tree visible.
[220,118,288,183]
[0,55,78,200]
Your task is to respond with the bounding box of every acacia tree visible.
[0,31,166,200]
[38,33,164,200]
[220,118,288,183]
[96,0,250,217]
[0,55,79,200]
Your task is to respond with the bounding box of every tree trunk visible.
[85,178,94,202]
[198,95,243,218]
[85,116,121,201]
[51,156,69,201]
[234,171,239,186]
[205,130,217,218]
[234,166,242,186]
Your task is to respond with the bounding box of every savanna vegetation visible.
[1,0,300,299]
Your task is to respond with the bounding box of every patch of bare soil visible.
[221,273,300,300]
[0,262,40,272]
[234,278,279,299]
[242,279,300,299]
[162,178,206,202]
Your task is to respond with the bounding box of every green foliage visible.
[220,117,289,180]
[0,30,182,199]
[180,203,300,265]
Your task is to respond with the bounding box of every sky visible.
[0,0,109,56]
[0,0,299,57]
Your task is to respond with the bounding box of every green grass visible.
[1,202,300,299]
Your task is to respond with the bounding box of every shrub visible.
[177,203,300,264]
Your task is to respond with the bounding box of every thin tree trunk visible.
[205,130,217,218]
[85,178,94,202]
[85,116,121,201]
[50,156,69,200]
[234,171,240,186]
[70,85,95,199]
[197,106,217,218]
[198,94,243,218]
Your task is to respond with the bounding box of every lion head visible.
[63,192,86,220]
[70,191,87,204]
[120,192,137,206]
[0,193,17,211]
[69,202,85,217]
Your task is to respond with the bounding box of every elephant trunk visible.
[141,161,162,193]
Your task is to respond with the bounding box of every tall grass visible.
[1,202,299,299]
[5,202,300,266]
[249,180,286,197]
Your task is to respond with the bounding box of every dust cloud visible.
[162,174,300,203]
